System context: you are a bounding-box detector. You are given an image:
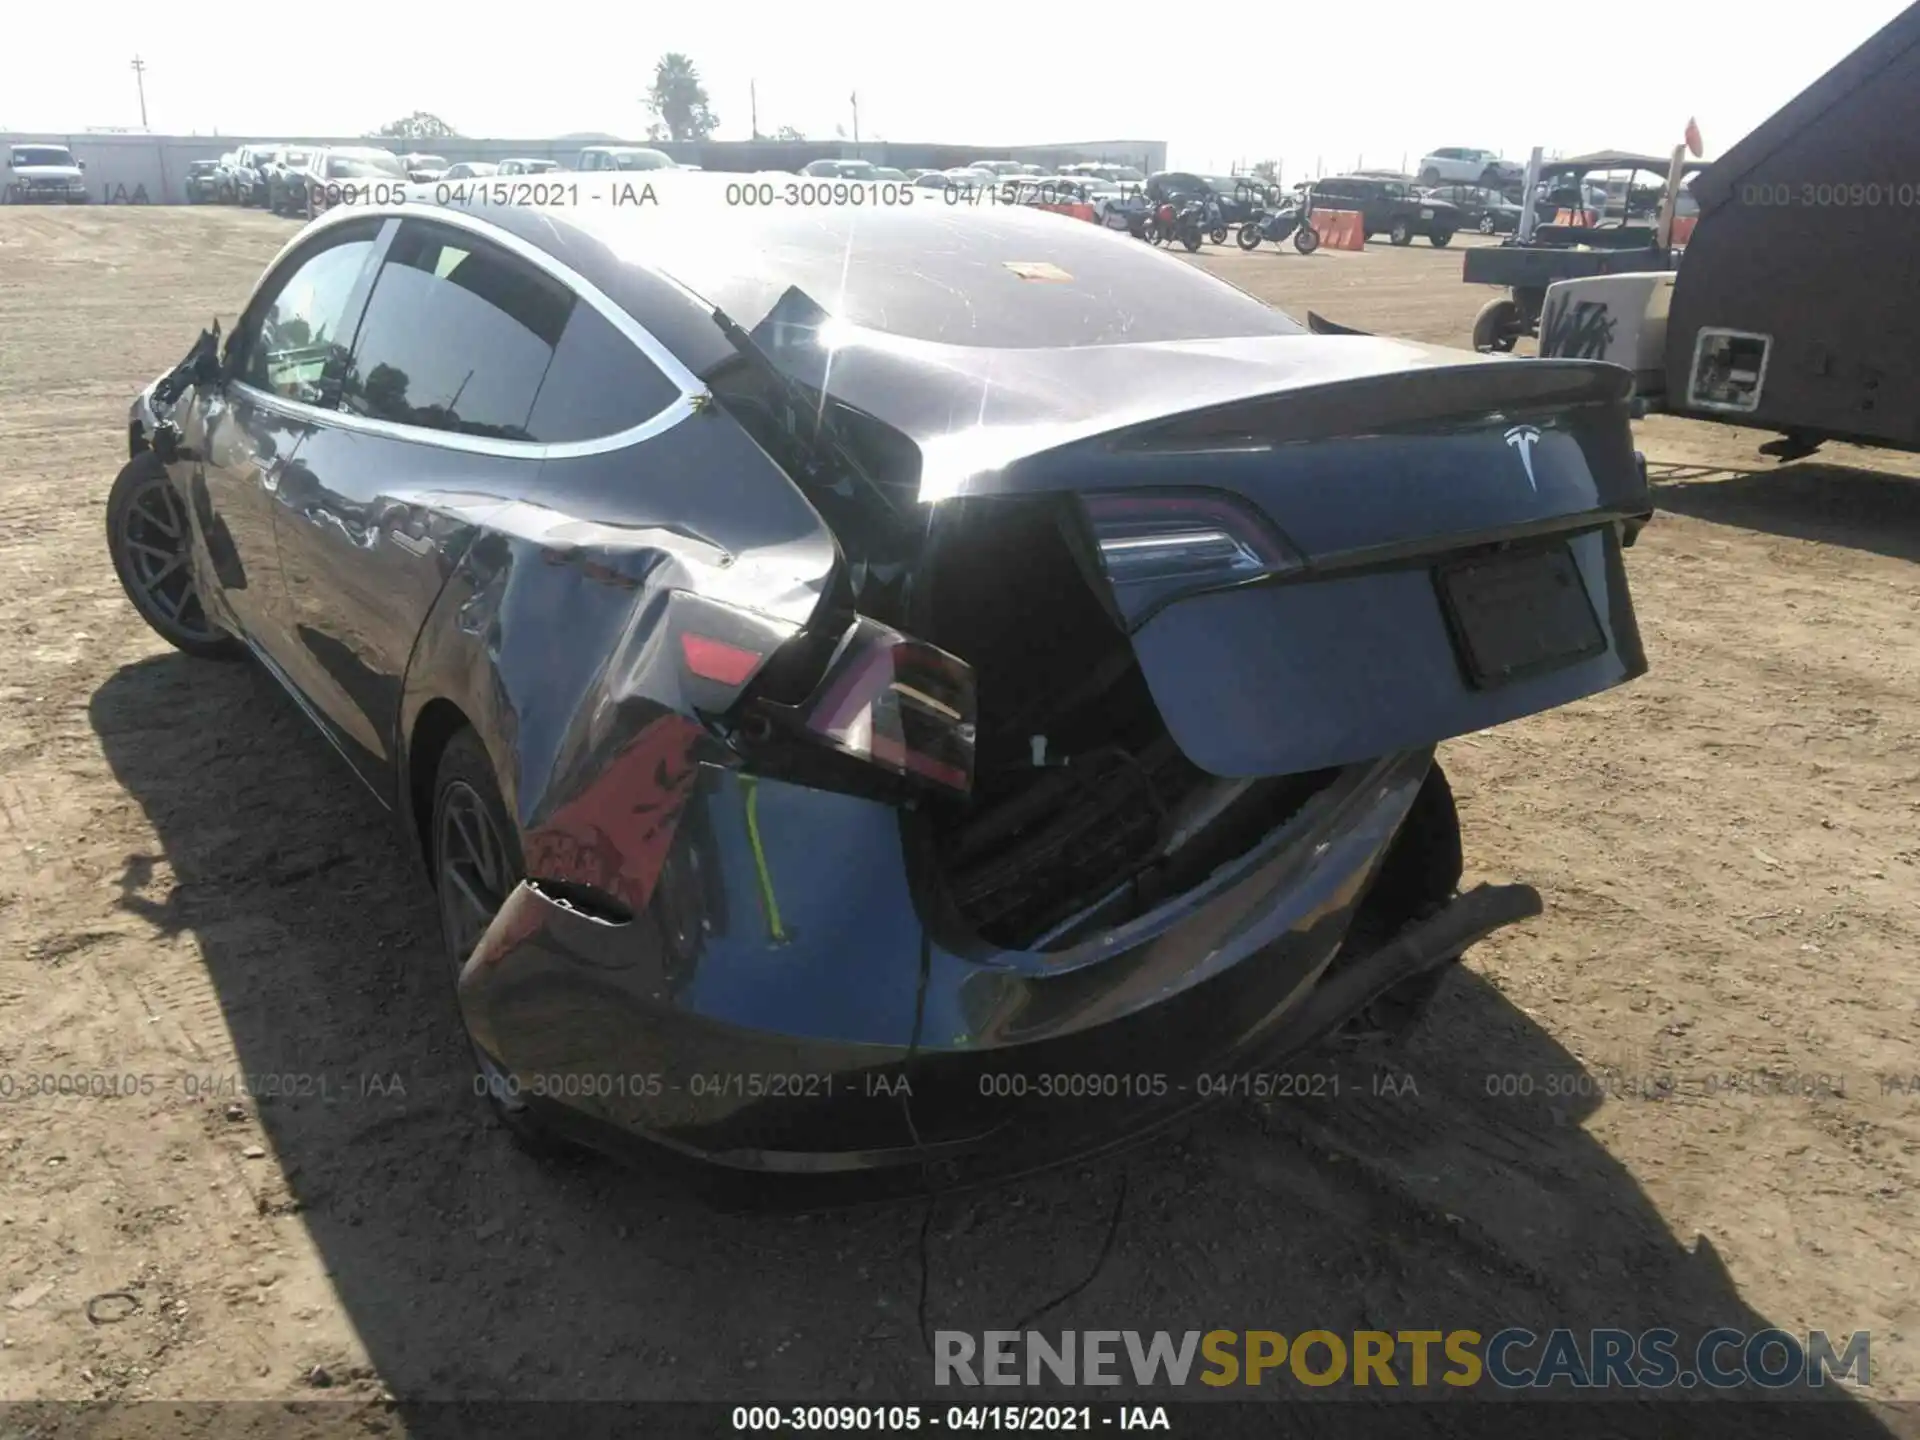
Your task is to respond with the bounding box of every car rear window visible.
[572,204,1305,349]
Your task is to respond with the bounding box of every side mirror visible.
[78,159,87,171]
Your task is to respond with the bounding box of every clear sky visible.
[4,0,1908,171]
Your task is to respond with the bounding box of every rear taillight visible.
[734,617,977,801]
[804,620,976,793]
[1080,490,1304,624]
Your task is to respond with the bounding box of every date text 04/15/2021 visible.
[730,1405,1172,1432]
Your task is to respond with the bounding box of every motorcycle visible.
[1167,195,1212,252]
[1203,194,1229,246]
[1235,193,1322,254]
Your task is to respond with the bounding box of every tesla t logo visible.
[1504,425,1543,491]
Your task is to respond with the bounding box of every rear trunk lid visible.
[771,327,1650,779]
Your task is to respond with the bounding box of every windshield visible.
[411,155,449,168]
[612,150,674,170]
[328,153,406,178]
[10,147,74,168]
[283,150,312,166]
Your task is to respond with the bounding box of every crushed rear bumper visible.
[456,748,1534,1187]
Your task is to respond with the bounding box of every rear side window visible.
[341,219,678,444]
[342,221,565,441]
[527,304,681,442]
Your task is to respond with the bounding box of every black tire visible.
[106,455,241,661]
[1237,222,1262,250]
[1478,213,1496,235]
[429,729,582,1159]
[1208,224,1228,246]
[1293,223,1320,255]
[1181,230,1203,253]
[1472,296,1522,353]
[1389,218,1414,246]
[1479,167,1504,188]
[1419,167,1441,186]
[1430,230,1453,248]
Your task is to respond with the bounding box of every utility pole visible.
[850,92,859,148]
[750,80,759,140]
[130,55,149,130]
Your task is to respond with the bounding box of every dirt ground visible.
[0,208,1915,1434]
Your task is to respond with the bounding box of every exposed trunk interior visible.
[916,496,1339,951]
[709,367,1355,953]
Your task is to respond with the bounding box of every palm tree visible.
[645,54,720,142]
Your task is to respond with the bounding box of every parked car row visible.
[190,144,626,213]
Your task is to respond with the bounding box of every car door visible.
[192,218,384,651]
[270,214,685,799]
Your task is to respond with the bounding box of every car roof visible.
[359,184,1302,352]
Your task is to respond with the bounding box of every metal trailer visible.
[1461,151,1707,353]
[1534,2,1920,459]
[1655,1,1920,456]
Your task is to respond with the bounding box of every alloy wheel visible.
[437,780,510,973]
[117,471,219,643]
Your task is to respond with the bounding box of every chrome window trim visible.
[234,202,710,458]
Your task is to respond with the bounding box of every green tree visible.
[645,54,720,142]
[373,111,459,140]
[773,124,805,142]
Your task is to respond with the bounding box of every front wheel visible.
[1208,224,1228,245]
[105,455,240,661]
[1472,296,1522,353]
[1478,213,1496,235]
[1181,229,1203,252]
[1389,218,1414,246]
[1237,222,1262,250]
[1293,223,1320,254]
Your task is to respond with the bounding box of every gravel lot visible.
[0,207,1914,1435]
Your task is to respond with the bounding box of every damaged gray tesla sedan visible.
[109,183,1651,1188]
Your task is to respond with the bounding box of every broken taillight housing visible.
[734,617,977,800]
[1079,490,1305,625]
[804,620,976,794]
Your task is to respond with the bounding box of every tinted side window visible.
[240,225,379,405]
[341,221,570,441]
[527,304,681,442]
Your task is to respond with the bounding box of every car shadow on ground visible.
[1649,460,1920,564]
[89,653,1907,1438]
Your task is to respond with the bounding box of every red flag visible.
[1684,117,1703,157]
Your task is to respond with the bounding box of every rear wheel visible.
[1293,223,1320,255]
[1389,218,1414,246]
[1477,213,1497,235]
[1181,229,1202,253]
[1237,222,1262,250]
[106,455,239,660]
[1419,167,1441,186]
[1208,223,1228,245]
[430,729,579,1159]
[1430,230,1453,247]
[1472,296,1522,353]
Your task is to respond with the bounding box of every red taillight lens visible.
[1080,490,1303,624]
[680,633,765,685]
[804,621,976,795]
